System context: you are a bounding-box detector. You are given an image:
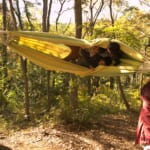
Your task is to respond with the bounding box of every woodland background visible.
[0,0,150,149]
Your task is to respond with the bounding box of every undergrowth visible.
[0,85,141,132]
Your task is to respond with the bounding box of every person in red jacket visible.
[136,80,150,150]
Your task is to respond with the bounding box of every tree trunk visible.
[42,0,52,31]
[15,0,30,119]
[116,77,130,110]
[2,0,7,83]
[23,0,34,30]
[47,0,53,31]
[46,71,51,112]
[55,0,65,31]
[21,57,30,119]
[68,0,83,110]
[1,0,7,112]
[108,0,128,107]
[16,0,24,30]
[74,0,82,38]
[8,0,17,30]
[109,0,114,26]
[69,75,78,109]
[89,0,104,36]
[42,0,52,111]
[42,0,48,31]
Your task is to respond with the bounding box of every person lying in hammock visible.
[80,42,123,68]
[80,42,122,68]
[79,46,111,68]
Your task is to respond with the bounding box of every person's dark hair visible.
[98,47,107,53]
[109,42,120,50]
[108,42,122,58]
[141,80,150,101]
[104,56,112,66]
[0,144,12,150]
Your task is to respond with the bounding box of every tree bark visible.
[20,57,30,119]
[42,0,52,111]
[46,70,51,112]
[2,0,7,81]
[14,0,30,119]
[68,0,83,110]
[8,0,17,30]
[69,75,78,109]
[116,77,130,110]
[1,0,8,112]
[74,0,82,38]
[42,0,52,32]
[55,0,65,31]
[23,0,34,30]
[42,0,48,31]
[109,0,114,27]
[15,0,24,30]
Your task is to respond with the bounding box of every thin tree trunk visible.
[46,71,51,112]
[23,0,34,30]
[2,0,7,93]
[15,0,30,119]
[68,0,82,110]
[69,75,78,109]
[109,0,114,27]
[21,57,30,119]
[55,0,65,31]
[42,0,48,31]
[42,0,52,111]
[108,0,128,107]
[2,0,7,78]
[74,0,82,38]
[47,0,53,31]
[116,77,130,110]
[15,0,24,30]
[8,0,17,30]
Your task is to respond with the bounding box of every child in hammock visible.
[135,80,150,150]
[80,42,122,68]
[80,46,112,68]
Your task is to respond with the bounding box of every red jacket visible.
[135,98,150,145]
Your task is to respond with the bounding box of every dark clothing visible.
[80,49,103,67]
[88,54,103,67]
[113,58,121,65]
[104,56,113,66]
[80,48,112,68]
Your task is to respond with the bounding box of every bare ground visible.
[0,112,142,150]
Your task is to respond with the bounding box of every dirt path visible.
[0,113,142,150]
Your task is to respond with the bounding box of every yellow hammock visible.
[0,31,144,77]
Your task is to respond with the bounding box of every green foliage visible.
[93,8,149,52]
[59,96,119,125]
[28,64,47,102]
[126,88,141,109]
[0,90,7,112]
[6,90,20,112]
[56,82,140,125]
[0,115,8,133]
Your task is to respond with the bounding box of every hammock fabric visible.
[0,31,144,77]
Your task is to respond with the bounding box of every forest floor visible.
[0,112,142,150]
